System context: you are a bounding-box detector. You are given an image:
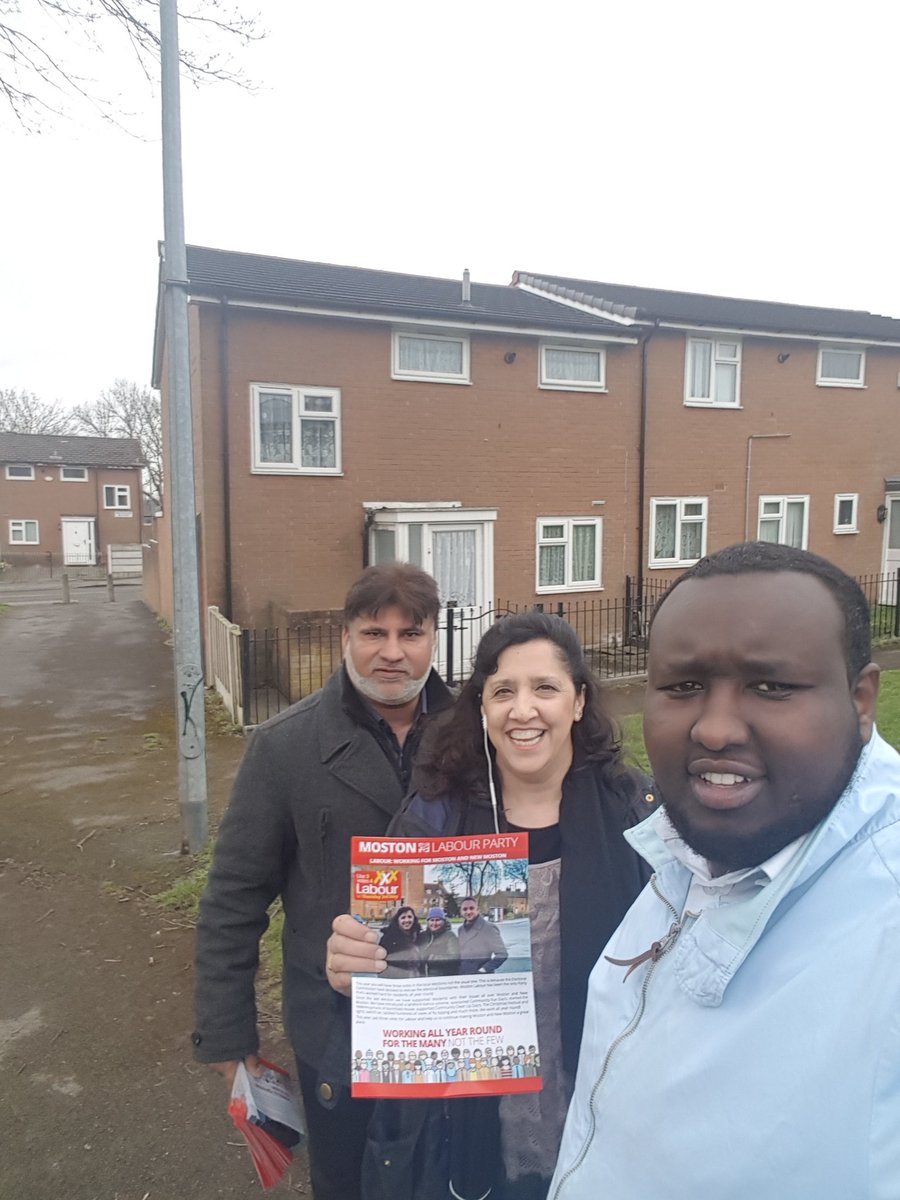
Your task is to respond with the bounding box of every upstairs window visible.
[252,385,342,475]
[540,344,607,391]
[536,518,601,593]
[9,519,39,543]
[60,466,88,481]
[685,337,741,407]
[104,484,132,509]
[5,464,34,480]
[650,498,707,566]
[758,495,809,549]
[833,493,858,534]
[817,346,865,387]
[392,332,470,383]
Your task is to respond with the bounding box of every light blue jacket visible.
[550,730,900,1200]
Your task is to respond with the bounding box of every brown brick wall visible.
[195,306,643,628]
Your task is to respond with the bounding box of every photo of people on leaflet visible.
[364,873,526,979]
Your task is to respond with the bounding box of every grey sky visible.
[2,0,897,408]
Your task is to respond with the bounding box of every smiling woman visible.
[325,612,658,1200]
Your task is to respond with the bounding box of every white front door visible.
[62,518,96,566]
[881,497,900,604]
[365,505,497,681]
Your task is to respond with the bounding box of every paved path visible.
[0,587,301,1199]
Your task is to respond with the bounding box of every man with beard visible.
[550,542,900,1200]
[193,564,451,1200]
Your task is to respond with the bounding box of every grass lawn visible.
[620,668,900,772]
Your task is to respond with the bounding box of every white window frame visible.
[757,494,810,549]
[391,330,470,384]
[535,517,602,594]
[9,519,39,544]
[649,497,708,567]
[684,337,742,407]
[103,484,132,509]
[539,343,607,392]
[251,384,342,476]
[60,465,88,482]
[5,464,35,480]
[817,345,866,388]
[833,493,859,534]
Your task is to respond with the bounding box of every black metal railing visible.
[239,577,670,726]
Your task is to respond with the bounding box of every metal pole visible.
[160,0,208,853]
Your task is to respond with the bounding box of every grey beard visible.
[343,649,430,707]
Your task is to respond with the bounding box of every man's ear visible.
[340,626,349,655]
[852,663,880,742]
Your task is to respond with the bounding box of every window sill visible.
[391,373,472,385]
[648,559,702,570]
[816,381,866,389]
[251,467,344,477]
[683,400,743,409]
[535,583,603,595]
[833,528,859,535]
[539,383,608,394]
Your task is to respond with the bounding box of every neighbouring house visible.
[0,432,145,570]
[514,272,900,594]
[149,244,900,655]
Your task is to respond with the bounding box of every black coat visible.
[361,759,658,1200]
[192,667,452,1071]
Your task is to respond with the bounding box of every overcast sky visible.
[2,0,898,409]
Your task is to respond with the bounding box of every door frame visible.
[61,517,97,566]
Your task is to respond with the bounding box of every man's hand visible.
[325,914,387,996]
[208,1054,262,1091]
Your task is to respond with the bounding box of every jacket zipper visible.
[550,875,684,1200]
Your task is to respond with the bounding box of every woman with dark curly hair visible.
[377,906,423,979]
[327,612,657,1200]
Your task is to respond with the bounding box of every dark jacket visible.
[192,666,452,1072]
[362,760,658,1200]
[458,913,509,975]
[418,920,460,976]
[379,923,423,979]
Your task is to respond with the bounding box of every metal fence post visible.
[240,629,252,727]
[107,573,115,602]
[445,602,456,686]
[61,572,70,605]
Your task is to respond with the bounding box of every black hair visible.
[413,611,620,801]
[651,541,871,680]
[343,562,440,626]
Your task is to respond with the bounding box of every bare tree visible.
[1,0,261,129]
[0,387,77,434]
[72,379,162,506]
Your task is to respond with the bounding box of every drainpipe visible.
[635,321,659,611]
[218,295,234,619]
[744,433,791,540]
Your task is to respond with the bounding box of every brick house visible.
[0,432,144,568]
[150,245,900,643]
[149,246,643,639]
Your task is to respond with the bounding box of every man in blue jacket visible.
[551,542,899,1200]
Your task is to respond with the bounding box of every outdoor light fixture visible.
[877,504,888,523]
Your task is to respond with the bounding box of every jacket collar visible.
[625,729,900,1007]
[315,667,452,816]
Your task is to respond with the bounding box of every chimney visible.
[461,268,471,305]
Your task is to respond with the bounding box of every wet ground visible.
[0,581,301,1199]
